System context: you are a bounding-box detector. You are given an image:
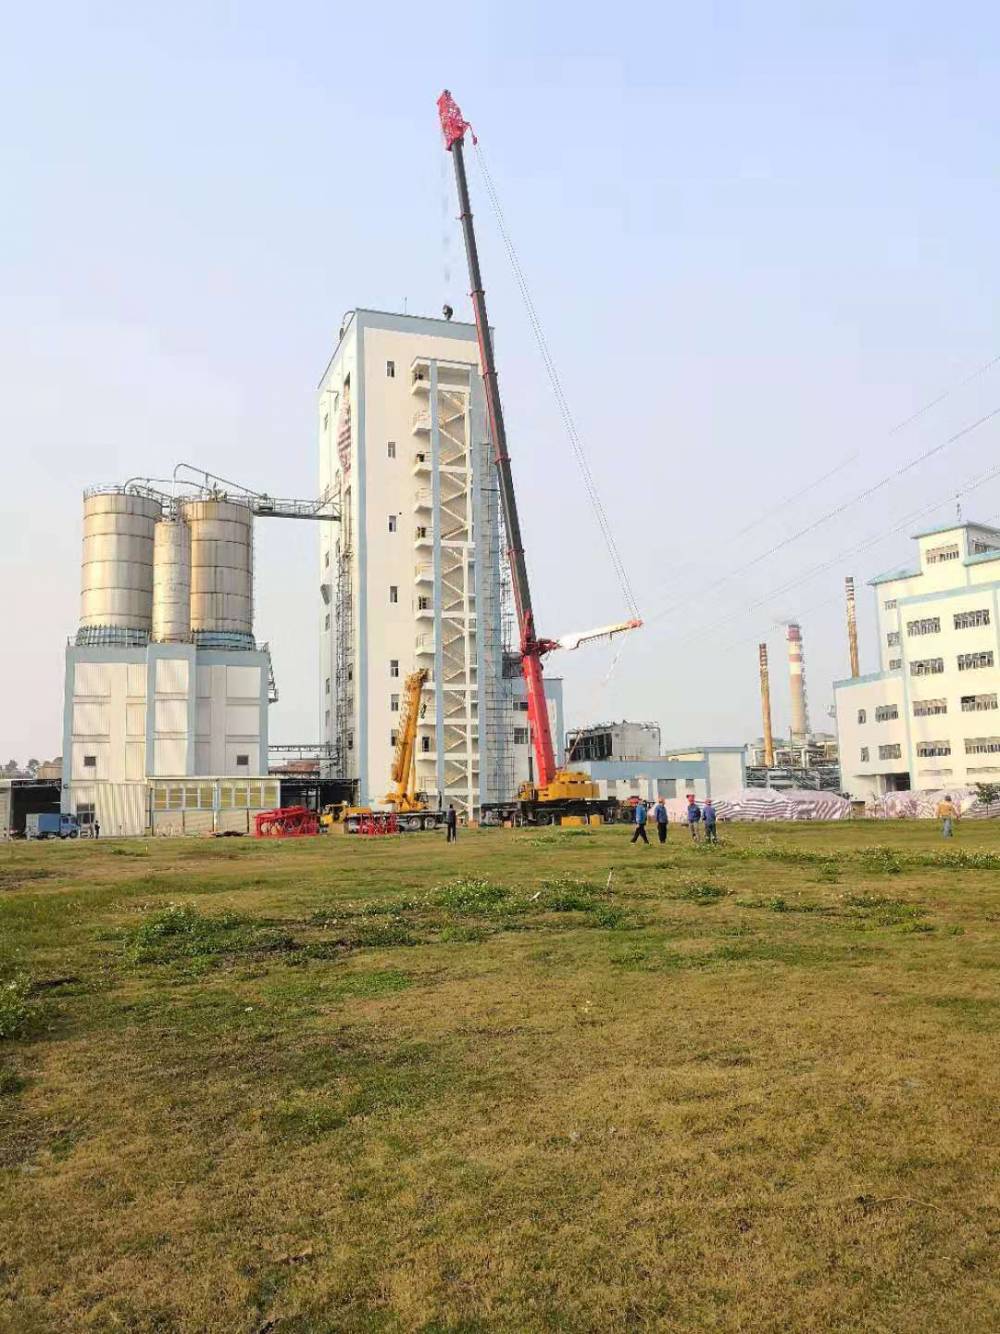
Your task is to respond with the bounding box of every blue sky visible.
[3,2,1000,760]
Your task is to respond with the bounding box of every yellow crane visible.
[383,668,438,820]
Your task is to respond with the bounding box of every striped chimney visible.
[786,621,810,743]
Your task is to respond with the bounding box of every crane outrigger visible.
[438,90,641,824]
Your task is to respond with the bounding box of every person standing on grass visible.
[94,821,100,840]
[686,793,702,841]
[653,798,668,844]
[703,798,717,843]
[936,793,958,838]
[631,799,649,844]
[446,803,457,843]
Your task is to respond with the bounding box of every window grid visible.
[910,658,944,676]
[886,631,900,647]
[875,705,898,722]
[879,743,902,760]
[926,544,960,564]
[954,608,991,630]
[961,693,998,712]
[907,616,940,637]
[958,651,994,671]
[916,741,950,758]
[913,698,947,716]
[965,737,1000,755]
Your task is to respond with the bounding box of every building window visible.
[884,599,897,610]
[347,664,353,681]
[323,412,329,432]
[971,538,1000,555]
[517,701,529,711]
[913,698,947,716]
[907,616,940,636]
[83,755,97,769]
[513,727,529,745]
[325,709,330,729]
[421,736,430,752]
[324,613,330,632]
[325,677,331,695]
[916,741,950,758]
[857,709,867,724]
[954,609,991,630]
[415,525,428,539]
[911,658,944,676]
[889,658,902,671]
[390,659,399,677]
[386,360,395,378]
[389,585,398,604]
[347,731,354,751]
[324,550,330,568]
[387,441,396,459]
[388,514,397,533]
[879,743,902,760]
[887,631,900,647]
[966,737,1000,754]
[418,596,430,610]
[391,730,398,747]
[926,544,960,564]
[958,651,994,671]
[236,754,250,767]
[961,693,998,712]
[860,747,869,763]
[390,694,399,712]
[875,704,898,722]
[76,802,95,826]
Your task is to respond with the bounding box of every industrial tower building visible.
[318,309,561,814]
[835,521,1000,796]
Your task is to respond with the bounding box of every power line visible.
[644,403,1000,626]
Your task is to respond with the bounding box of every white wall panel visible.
[126,703,146,737]
[196,701,211,737]
[74,662,113,697]
[225,705,260,737]
[154,738,187,776]
[125,743,145,781]
[73,703,110,736]
[156,658,189,694]
[226,665,260,698]
[127,663,146,696]
[196,666,213,698]
[155,699,188,734]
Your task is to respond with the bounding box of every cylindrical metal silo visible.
[182,498,254,648]
[152,517,192,643]
[78,489,162,644]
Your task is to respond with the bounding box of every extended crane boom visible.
[438,90,559,788]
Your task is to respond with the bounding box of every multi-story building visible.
[835,521,1000,796]
[565,721,662,763]
[319,308,559,814]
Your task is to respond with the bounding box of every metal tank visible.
[152,517,192,643]
[182,498,254,648]
[78,489,162,644]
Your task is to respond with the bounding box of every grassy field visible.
[0,820,998,1332]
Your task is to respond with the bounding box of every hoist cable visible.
[472,143,640,620]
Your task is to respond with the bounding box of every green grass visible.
[0,819,998,1331]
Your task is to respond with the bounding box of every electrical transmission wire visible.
[644,402,1000,627]
[472,143,640,621]
[664,457,1000,656]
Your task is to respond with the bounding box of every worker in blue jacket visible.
[703,798,718,843]
[686,793,702,840]
[631,800,649,844]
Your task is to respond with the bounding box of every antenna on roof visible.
[956,496,963,522]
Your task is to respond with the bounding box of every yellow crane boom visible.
[385,668,428,812]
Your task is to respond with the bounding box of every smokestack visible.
[758,643,775,768]
[786,621,810,743]
[845,575,860,678]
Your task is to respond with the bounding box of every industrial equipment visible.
[438,90,639,825]
[26,812,80,840]
[383,668,447,830]
[254,806,320,838]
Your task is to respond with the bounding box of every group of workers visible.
[630,793,717,845]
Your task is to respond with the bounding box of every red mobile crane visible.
[438,91,640,824]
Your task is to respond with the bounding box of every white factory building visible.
[318,309,560,815]
[835,520,1000,797]
[62,487,276,835]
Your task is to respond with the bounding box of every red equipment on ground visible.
[253,806,320,838]
[357,812,399,837]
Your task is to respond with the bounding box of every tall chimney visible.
[845,575,860,678]
[758,643,775,768]
[786,621,810,742]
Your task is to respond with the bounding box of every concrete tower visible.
[786,621,810,743]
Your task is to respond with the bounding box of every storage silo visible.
[152,517,192,643]
[182,498,254,648]
[78,489,162,644]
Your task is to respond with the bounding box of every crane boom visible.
[438,89,558,789]
[386,668,427,808]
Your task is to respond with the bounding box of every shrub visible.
[676,880,727,905]
[433,878,511,914]
[123,903,293,965]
